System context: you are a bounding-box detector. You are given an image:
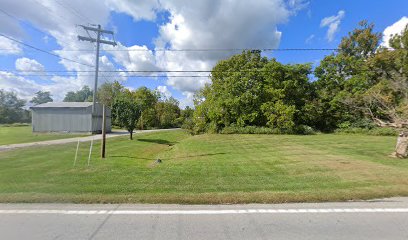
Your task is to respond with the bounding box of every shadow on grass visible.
[109,156,152,161]
[137,138,177,146]
[165,152,227,160]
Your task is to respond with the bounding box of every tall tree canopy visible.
[63,86,93,102]
[0,90,30,124]
[190,21,408,134]
[193,50,313,133]
[30,91,53,105]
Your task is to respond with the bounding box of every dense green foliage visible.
[63,86,93,102]
[190,21,408,134]
[30,91,53,105]
[113,90,143,140]
[98,82,185,133]
[0,90,30,124]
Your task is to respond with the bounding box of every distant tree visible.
[134,87,159,130]
[30,91,53,105]
[97,81,125,125]
[0,90,30,124]
[180,106,195,132]
[97,81,124,108]
[155,97,181,128]
[113,90,142,140]
[63,86,93,102]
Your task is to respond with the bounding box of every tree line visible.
[2,20,406,136]
[190,21,408,135]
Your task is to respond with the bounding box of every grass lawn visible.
[0,125,87,145]
[0,129,407,204]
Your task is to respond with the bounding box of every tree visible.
[0,90,30,124]
[193,50,313,133]
[134,87,159,130]
[155,97,181,128]
[113,90,142,140]
[30,91,53,105]
[313,21,382,131]
[359,24,408,128]
[97,81,124,108]
[63,86,93,102]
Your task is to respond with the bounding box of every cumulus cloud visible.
[382,16,408,47]
[0,36,22,55]
[155,0,296,94]
[0,0,305,106]
[105,0,160,21]
[15,57,45,72]
[157,85,172,99]
[320,10,345,42]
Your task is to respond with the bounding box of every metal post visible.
[101,104,106,158]
[88,139,93,167]
[92,25,101,115]
[73,139,80,167]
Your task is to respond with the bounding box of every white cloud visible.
[0,71,77,102]
[105,42,160,73]
[305,34,315,44]
[157,85,172,99]
[0,36,22,55]
[320,10,345,42]
[0,0,305,107]
[15,57,45,72]
[155,0,297,94]
[382,16,408,48]
[105,0,160,21]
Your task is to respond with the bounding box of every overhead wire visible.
[0,33,94,68]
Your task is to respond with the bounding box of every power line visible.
[54,0,94,24]
[9,48,344,52]
[10,74,210,78]
[0,33,94,68]
[1,47,399,53]
[31,0,74,25]
[0,68,381,74]
[0,7,73,47]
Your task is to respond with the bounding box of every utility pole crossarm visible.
[78,25,114,35]
[78,36,117,46]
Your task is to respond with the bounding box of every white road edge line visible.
[1,208,408,215]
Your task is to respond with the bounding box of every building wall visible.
[32,108,92,133]
[91,107,112,133]
[32,104,112,133]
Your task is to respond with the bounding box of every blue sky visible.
[0,0,407,107]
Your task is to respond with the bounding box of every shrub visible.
[335,127,398,136]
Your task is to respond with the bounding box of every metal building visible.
[31,102,111,133]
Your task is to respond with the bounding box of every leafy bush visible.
[335,127,398,136]
[0,123,31,127]
[220,125,316,135]
[221,125,279,134]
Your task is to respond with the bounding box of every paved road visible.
[0,129,179,152]
[1,198,408,240]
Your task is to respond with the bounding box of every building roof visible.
[31,102,95,109]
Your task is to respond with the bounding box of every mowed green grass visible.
[1,129,408,204]
[0,126,86,145]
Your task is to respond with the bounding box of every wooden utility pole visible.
[101,104,106,158]
[78,24,116,158]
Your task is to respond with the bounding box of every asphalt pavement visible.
[1,197,408,240]
[0,128,179,152]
